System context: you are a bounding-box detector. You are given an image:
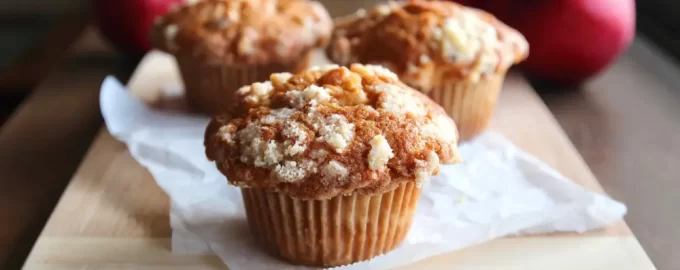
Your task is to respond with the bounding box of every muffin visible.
[150,0,332,115]
[205,64,461,266]
[327,0,529,140]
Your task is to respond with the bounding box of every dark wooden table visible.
[0,27,678,270]
[541,38,680,270]
[0,27,138,269]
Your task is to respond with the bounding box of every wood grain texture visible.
[39,131,171,238]
[541,38,680,270]
[22,50,654,269]
[23,237,652,270]
[0,27,139,269]
[24,238,224,270]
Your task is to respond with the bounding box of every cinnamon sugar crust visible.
[327,0,529,90]
[205,64,461,200]
[150,0,332,65]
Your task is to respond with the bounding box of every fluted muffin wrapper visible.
[240,182,421,267]
[425,71,506,141]
[176,52,312,115]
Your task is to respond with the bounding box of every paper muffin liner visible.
[176,52,312,115]
[425,71,506,141]
[240,182,422,267]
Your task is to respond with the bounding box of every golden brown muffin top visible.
[205,64,461,200]
[150,0,332,65]
[327,0,529,90]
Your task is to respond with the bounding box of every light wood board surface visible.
[22,51,655,269]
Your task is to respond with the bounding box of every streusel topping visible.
[205,64,461,199]
[151,0,332,65]
[327,0,528,89]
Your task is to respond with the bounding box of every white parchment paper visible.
[100,76,626,270]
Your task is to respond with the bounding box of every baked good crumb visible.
[150,0,332,65]
[327,0,528,89]
[205,64,461,199]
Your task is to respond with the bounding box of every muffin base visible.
[426,72,506,141]
[176,52,312,115]
[240,182,421,267]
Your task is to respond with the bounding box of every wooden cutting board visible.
[22,50,655,270]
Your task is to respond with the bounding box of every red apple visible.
[460,0,635,84]
[93,0,185,55]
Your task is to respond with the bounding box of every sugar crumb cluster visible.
[205,64,461,199]
[328,0,529,84]
[151,0,333,64]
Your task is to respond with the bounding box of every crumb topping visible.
[151,0,332,65]
[317,114,355,153]
[327,0,528,89]
[205,64,462,199]
[321,160,349,185]
[368,135,394,170]
[414,151,439,187]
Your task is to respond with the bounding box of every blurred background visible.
[1,0,679,269]
[0,0,677,125]
[0,0,88,123]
